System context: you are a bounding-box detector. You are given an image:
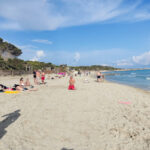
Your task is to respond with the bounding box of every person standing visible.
[41,71,45,84]
[97,72,102,82]
[36,70,41,84]
[33,70,37,84]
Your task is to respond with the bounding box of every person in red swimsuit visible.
[41,71,45,84]
[68,76,75,90]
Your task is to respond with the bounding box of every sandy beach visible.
[0,75,150,150]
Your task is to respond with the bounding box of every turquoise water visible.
[104,69,150,91]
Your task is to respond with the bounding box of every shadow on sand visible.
[0,109,21,139]
[61,148,74,150]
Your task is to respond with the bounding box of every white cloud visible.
[31,50,45,61]
[114,51,150,68]
[32,39,53,44]
[16,43,46,61]
[36,50,45,58]
[31,56,39,62]
[41,48,135,66]
[17,45,37,49]
[101,64,109,66]
[132,51,150,65]
[134,12,150,21]
[17,44,150,67]
[116,59,133,66]
[74,52,80,62]
[0,0,146,30]
[0,21,21,30]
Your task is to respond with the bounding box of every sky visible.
[0,0,150,68]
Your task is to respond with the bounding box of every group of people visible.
[0,70,47,93]
[68,71,105,90]
[33,70,45,84]
[0,77,36,92]
[0,70,105,92]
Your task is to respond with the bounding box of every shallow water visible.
[104,69,150,91]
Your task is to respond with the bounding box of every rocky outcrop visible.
[0,38,22,60]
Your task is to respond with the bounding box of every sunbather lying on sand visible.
[0,84,9,92]
[0,84,21,91]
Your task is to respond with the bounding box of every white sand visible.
[0,75,150,150]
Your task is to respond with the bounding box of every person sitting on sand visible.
[19,77,28,90]
[68,76,75,90]
[25,78,31,86]
[25,78,34,88]
[17,78,37,91]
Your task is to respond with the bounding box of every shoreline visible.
[102,69,150,92]
[1,73,150,94]
[105,79,150,93]
[91,71,150,93]
[105,79,150,95]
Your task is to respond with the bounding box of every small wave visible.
[128,75,136,78]
[146,77,150,80]
[131,72,136,75]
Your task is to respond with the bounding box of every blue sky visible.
[0,0,150,68]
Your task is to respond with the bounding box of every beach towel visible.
[4,91,20,94]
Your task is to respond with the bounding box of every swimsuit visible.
[68,85,75,90]
[97,76,101,78]
[41,76,45,81]
[0,84,8,89]
[33,72,36,78]
[13,84,20,90]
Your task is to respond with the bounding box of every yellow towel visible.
[4,91,20,94]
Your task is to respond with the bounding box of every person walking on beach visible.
[68,76,75,90]
[78,70,81,76]
[36,70,41,84]
[33,70,37,84]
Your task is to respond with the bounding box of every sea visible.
[104,69,150,91]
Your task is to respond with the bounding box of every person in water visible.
[68,76,75,90]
